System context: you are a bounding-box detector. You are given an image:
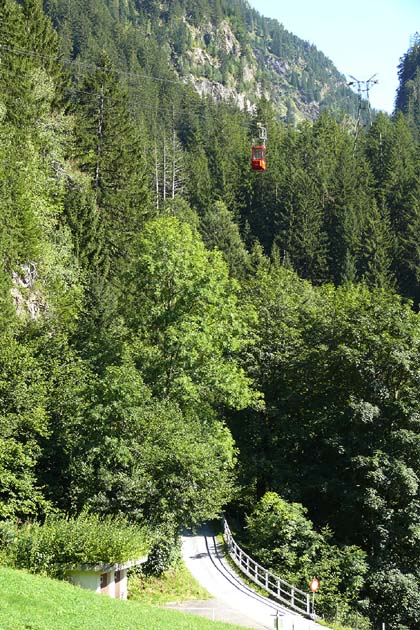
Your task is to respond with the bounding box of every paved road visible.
[180,531,330,630]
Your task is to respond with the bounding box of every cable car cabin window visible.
[252,148,265,160]
[251,145,266,171]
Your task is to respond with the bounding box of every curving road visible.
[180,529,331,630]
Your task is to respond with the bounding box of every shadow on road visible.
[183,520,222,538]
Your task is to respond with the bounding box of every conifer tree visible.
[274,121,329,282]
[377,113,420,302]
[395,35,420,141]
[358,201,395,290]
[0,1,63,291]
[200,200,250,278]
[72,52,152,271]
[0,0,61,129]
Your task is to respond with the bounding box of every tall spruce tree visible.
[358,200,395,290]
[395,34,420,142]
[386,114,420,302]
[200,200,250,278]
[274,121,329,282]
[72,52,152,272]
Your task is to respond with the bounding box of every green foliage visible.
[0,133,42,271]
[241,269,420,553]
[71,52,152,272]
[61,360,237,530]
[243,492,368,622]
[124,216,258,411]
[245,492,319,578]
[0,0,60,129]
[142,533,181,577]
[367,568,420,630]
[200,201,250,278]
[232,263,420,625]
[0,514,149,578]
[396,34,420,141]
[0,333,50,519]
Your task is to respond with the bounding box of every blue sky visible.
[248,0,419,113]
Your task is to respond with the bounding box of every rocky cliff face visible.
[11,264,47,320]
[168,14,358,122]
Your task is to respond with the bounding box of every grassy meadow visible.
[0,567,243,630]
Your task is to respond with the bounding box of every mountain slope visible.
[44,0,360,122]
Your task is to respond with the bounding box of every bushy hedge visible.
[0,513,149,578]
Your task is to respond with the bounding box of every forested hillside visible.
[43,0,361,123]
[1,0,420,627]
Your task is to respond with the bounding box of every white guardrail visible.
[223,519,311,617]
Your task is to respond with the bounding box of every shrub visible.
[0,513,149,578]
[244,492,368,625]
[244,491,320,580]
[367,568,420,630]
[143,535,181,577]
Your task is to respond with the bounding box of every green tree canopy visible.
[123,215,259,412]
[63,360,236,530]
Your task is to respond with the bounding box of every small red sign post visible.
[310,578,319,617]
[310,577,319,593]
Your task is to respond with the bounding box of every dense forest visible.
[1,0,420,627]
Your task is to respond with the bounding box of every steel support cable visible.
[0,39,339,103]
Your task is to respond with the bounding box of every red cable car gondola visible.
[251,123,267,172]
[251,144,267,171]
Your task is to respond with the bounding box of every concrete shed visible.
[67,556,148,600]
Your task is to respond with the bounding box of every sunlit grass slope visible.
[0,567,243,630]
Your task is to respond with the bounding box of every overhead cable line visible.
[0,38,352,104]
[0,46,258,132]
[0,33,360,133]
[0,70,255,142]
[0,41,186,87]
